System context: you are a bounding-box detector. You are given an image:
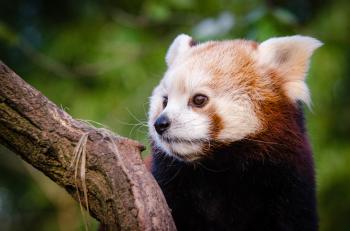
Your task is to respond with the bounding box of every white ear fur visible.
[166,34,193,67]
[258,35,322,106]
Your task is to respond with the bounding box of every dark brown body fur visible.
[151,103,318,231]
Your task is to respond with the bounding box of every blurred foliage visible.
[0,0,349,230]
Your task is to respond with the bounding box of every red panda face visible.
[149,34,321,162]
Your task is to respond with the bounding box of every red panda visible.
[148,34,322,231]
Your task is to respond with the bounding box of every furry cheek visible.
[166,111,209,140]
[148,92,210,157]
[214,95,261,142]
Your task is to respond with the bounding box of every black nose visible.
[154,115,171,135]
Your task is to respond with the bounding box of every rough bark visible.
[0,61,176,231]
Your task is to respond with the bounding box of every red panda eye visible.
[192,94,208,108]
[162,96,168,108]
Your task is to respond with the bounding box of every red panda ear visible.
[257,35,322,106]
[166,34,196,67]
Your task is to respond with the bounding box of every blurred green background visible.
[0,0,349,230]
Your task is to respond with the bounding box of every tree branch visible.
[0,61,176,230]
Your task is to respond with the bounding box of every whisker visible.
[125,108,148,125]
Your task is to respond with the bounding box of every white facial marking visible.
[214,94,260,141]
[149,62,260,160]
[149,34,320,161]
[149,36,263,161]
[148,67,212,158]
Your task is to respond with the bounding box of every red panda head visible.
[149,34,322,162]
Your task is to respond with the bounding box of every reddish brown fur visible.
[205,106,223,139]
[186,40,309,167]
[154,39,314,167]
[150,36,319,231]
